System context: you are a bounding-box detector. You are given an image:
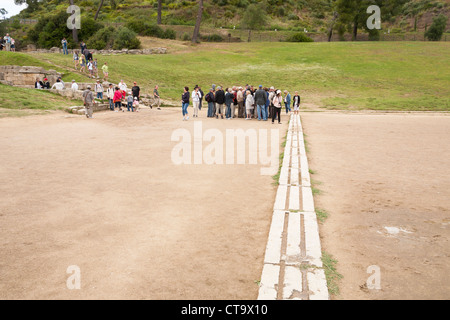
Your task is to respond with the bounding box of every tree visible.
[425,14,447,41]
[14,0,40,13]
[192,0,203,43]
[157,0,162,25]
[0,8,8,17]
[94,0,117,20]
[69,0,78,43]
[241,3,268,42]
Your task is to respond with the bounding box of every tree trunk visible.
[94,0,104,20]
[192,0,203,43]
[157,0,162,25]
[69,0,78,43]
[352,18,358,41]
[248,29,252,42]
[327,11,338,42]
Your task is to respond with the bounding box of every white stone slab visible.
[263,210,286,264]
[302,186,315,212]
[289,186,300,211]
[283,266,303,300]
[258,264,281,300]
[303,211,323,268]
[286,212,301,264]
[307,269,329,300]
[274,185,288,211]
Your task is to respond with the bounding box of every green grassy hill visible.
[2,41,448,112]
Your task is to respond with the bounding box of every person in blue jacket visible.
[181,86,190,121]
[284,90,291,114]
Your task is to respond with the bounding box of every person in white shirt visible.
[94,80,103,99]
[191,86,202,118]
[51,80,64,90]
[71,80,78,91]
[119,80,127,91]
[106,83,115,111]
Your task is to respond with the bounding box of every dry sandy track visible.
[0,108,288,299]
[302,112,450,300]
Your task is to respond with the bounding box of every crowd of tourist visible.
[181,84,301,123]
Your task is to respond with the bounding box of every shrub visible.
[202,34,223,42]
[285,32,314,42]
[113,27,141,50]
[425,14,447,41]
[87,26,116,50]
[181,32,191,41]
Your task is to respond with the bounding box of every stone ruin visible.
[0,65,61,88]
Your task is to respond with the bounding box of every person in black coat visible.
[181,86,190,121]
[214,86,225,119]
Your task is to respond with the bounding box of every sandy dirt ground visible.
[0,107,288,300]
[301,112,450,300]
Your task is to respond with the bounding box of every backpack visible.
[205,93,212,102]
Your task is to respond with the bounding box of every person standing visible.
[268,86,275,119]
[83,85,95,119]
[205,88,215,118]
[284,90,291,114]
[181,86,190,121]
[245,90,254,120]
[126,92,134,112]
[272,90,283,124]
[73,51,79,70]
[192,86,202,118]
[232,86,238,118]
[255,85,267,121]
[237,87,244,118]
[80,41,87,55]
[10,38,15,52]
[153,85,161,110]
[4,34,11,51]
[106,83,115,111]
[80,53,86,74]
[214,86,225,119]
[113,87,124,112]
[225,88,234,120]
[101,62,109,81]
[95,80,103,100]
[293,91,301,115]
[198,86,204,111]
[119,80,127,92]
[61,38,68,55]
[132,82,140,101]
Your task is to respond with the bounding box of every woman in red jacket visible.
[113,87,124,112]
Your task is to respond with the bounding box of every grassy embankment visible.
[1,41,449,114]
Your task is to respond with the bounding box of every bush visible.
[113,27,141,50]
[368,29,380,41]
[425,14,447,41]
[285,32,314,42]
[126,20,176,40]
[87,26,116,50]
[201,34,223,42]
[181,32,191,41]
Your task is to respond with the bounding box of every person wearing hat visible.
[83,85,95,119]
[43,78,50,89]
[255,85,267,121]
[271,90,283,124]
[205,88,215,118]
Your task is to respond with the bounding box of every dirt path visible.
[301,111,450,299]
[0,108,288,299]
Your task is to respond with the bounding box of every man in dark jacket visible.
[255,85,267,121]
[214,86,225,119]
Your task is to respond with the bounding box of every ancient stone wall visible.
[0,66,61,88]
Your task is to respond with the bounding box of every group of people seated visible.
[34,77,65,90]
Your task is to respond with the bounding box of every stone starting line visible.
[258,113,329,300]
